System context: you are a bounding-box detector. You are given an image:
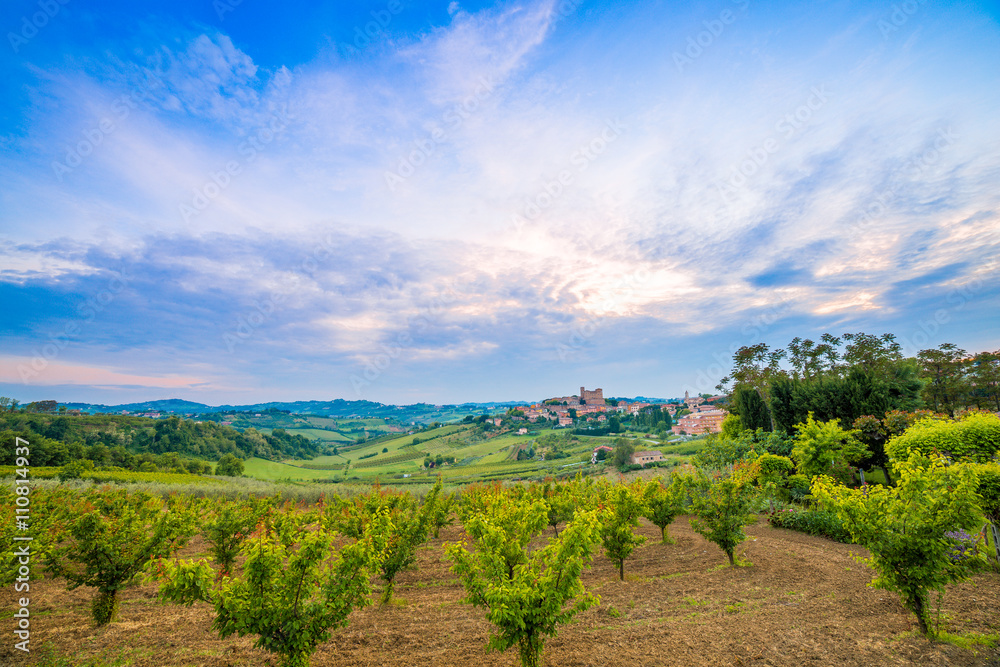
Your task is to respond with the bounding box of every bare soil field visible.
[3,517,998,667]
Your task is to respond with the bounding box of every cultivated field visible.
[3,515,997,666]
[246,425,686,485]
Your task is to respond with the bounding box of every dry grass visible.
[3,518,998,666]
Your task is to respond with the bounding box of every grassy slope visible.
[280,427,354,443]
[242,457,343,480]
[242,425,708,483]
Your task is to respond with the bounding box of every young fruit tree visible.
[683,461,760,567]
[0,484,78,586]
[430,487,457,538]
[598,482,648,580]
[446,493,601,667]
[536,480,576,536]
[812,453,986,637]
[150,509,390,667]
[48,489,197,625]
[641,476,685,543]
[375,478,442,604]
[203,495,272,576]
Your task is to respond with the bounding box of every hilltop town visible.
[519,386,728,436]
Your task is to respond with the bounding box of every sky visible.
[1,0,999,406]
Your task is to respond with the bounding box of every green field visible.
[279,427,354,443]
[242,457,346,480]
[238,424,698,484]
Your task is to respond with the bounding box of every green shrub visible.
[768,507,853,543]
[214,454,245,477]
[782,474,811,502]
[886,412,1000,464]
[59,459,94,481]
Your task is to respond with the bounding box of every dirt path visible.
[3,517,998,666]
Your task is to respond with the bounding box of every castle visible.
[579,386,604,405]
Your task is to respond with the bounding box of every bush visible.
[885,412,1000,464]
[782,474,811,502]
[59,459,94,481]
[215,454,244,477]
[791,413,868,480]
[768,508,853,543]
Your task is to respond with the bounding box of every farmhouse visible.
[631,450,663,466]
[591,445,613,463]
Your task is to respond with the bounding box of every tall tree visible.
[969,350,1000,411]
[717,343,787,431]
[732,386,772,431]
[917,344,969,416]
[841,332,903,375]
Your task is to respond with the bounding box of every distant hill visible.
[63,398,214,413]
[57,395,683,423]
[60,398,530,424]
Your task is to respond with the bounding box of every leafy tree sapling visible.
[641,476,684,543]
[599,482,647,580]
[538,481,575,536]
[49,489,197,625]
[446,492,601,667]
[755,453,794,512]
[203,495,272,576]
[430,488,457,539]
[151,509,390,667]
[812,454,986,637]
[683,461,760,567]
[376,478,442,604]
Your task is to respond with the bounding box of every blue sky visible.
[1,0,998,405]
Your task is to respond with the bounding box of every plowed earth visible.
[3,517,998,666]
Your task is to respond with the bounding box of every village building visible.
[631,450,664,466]
[673,409,727,435]
[683,390,705,410]
[591,445,613,464]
